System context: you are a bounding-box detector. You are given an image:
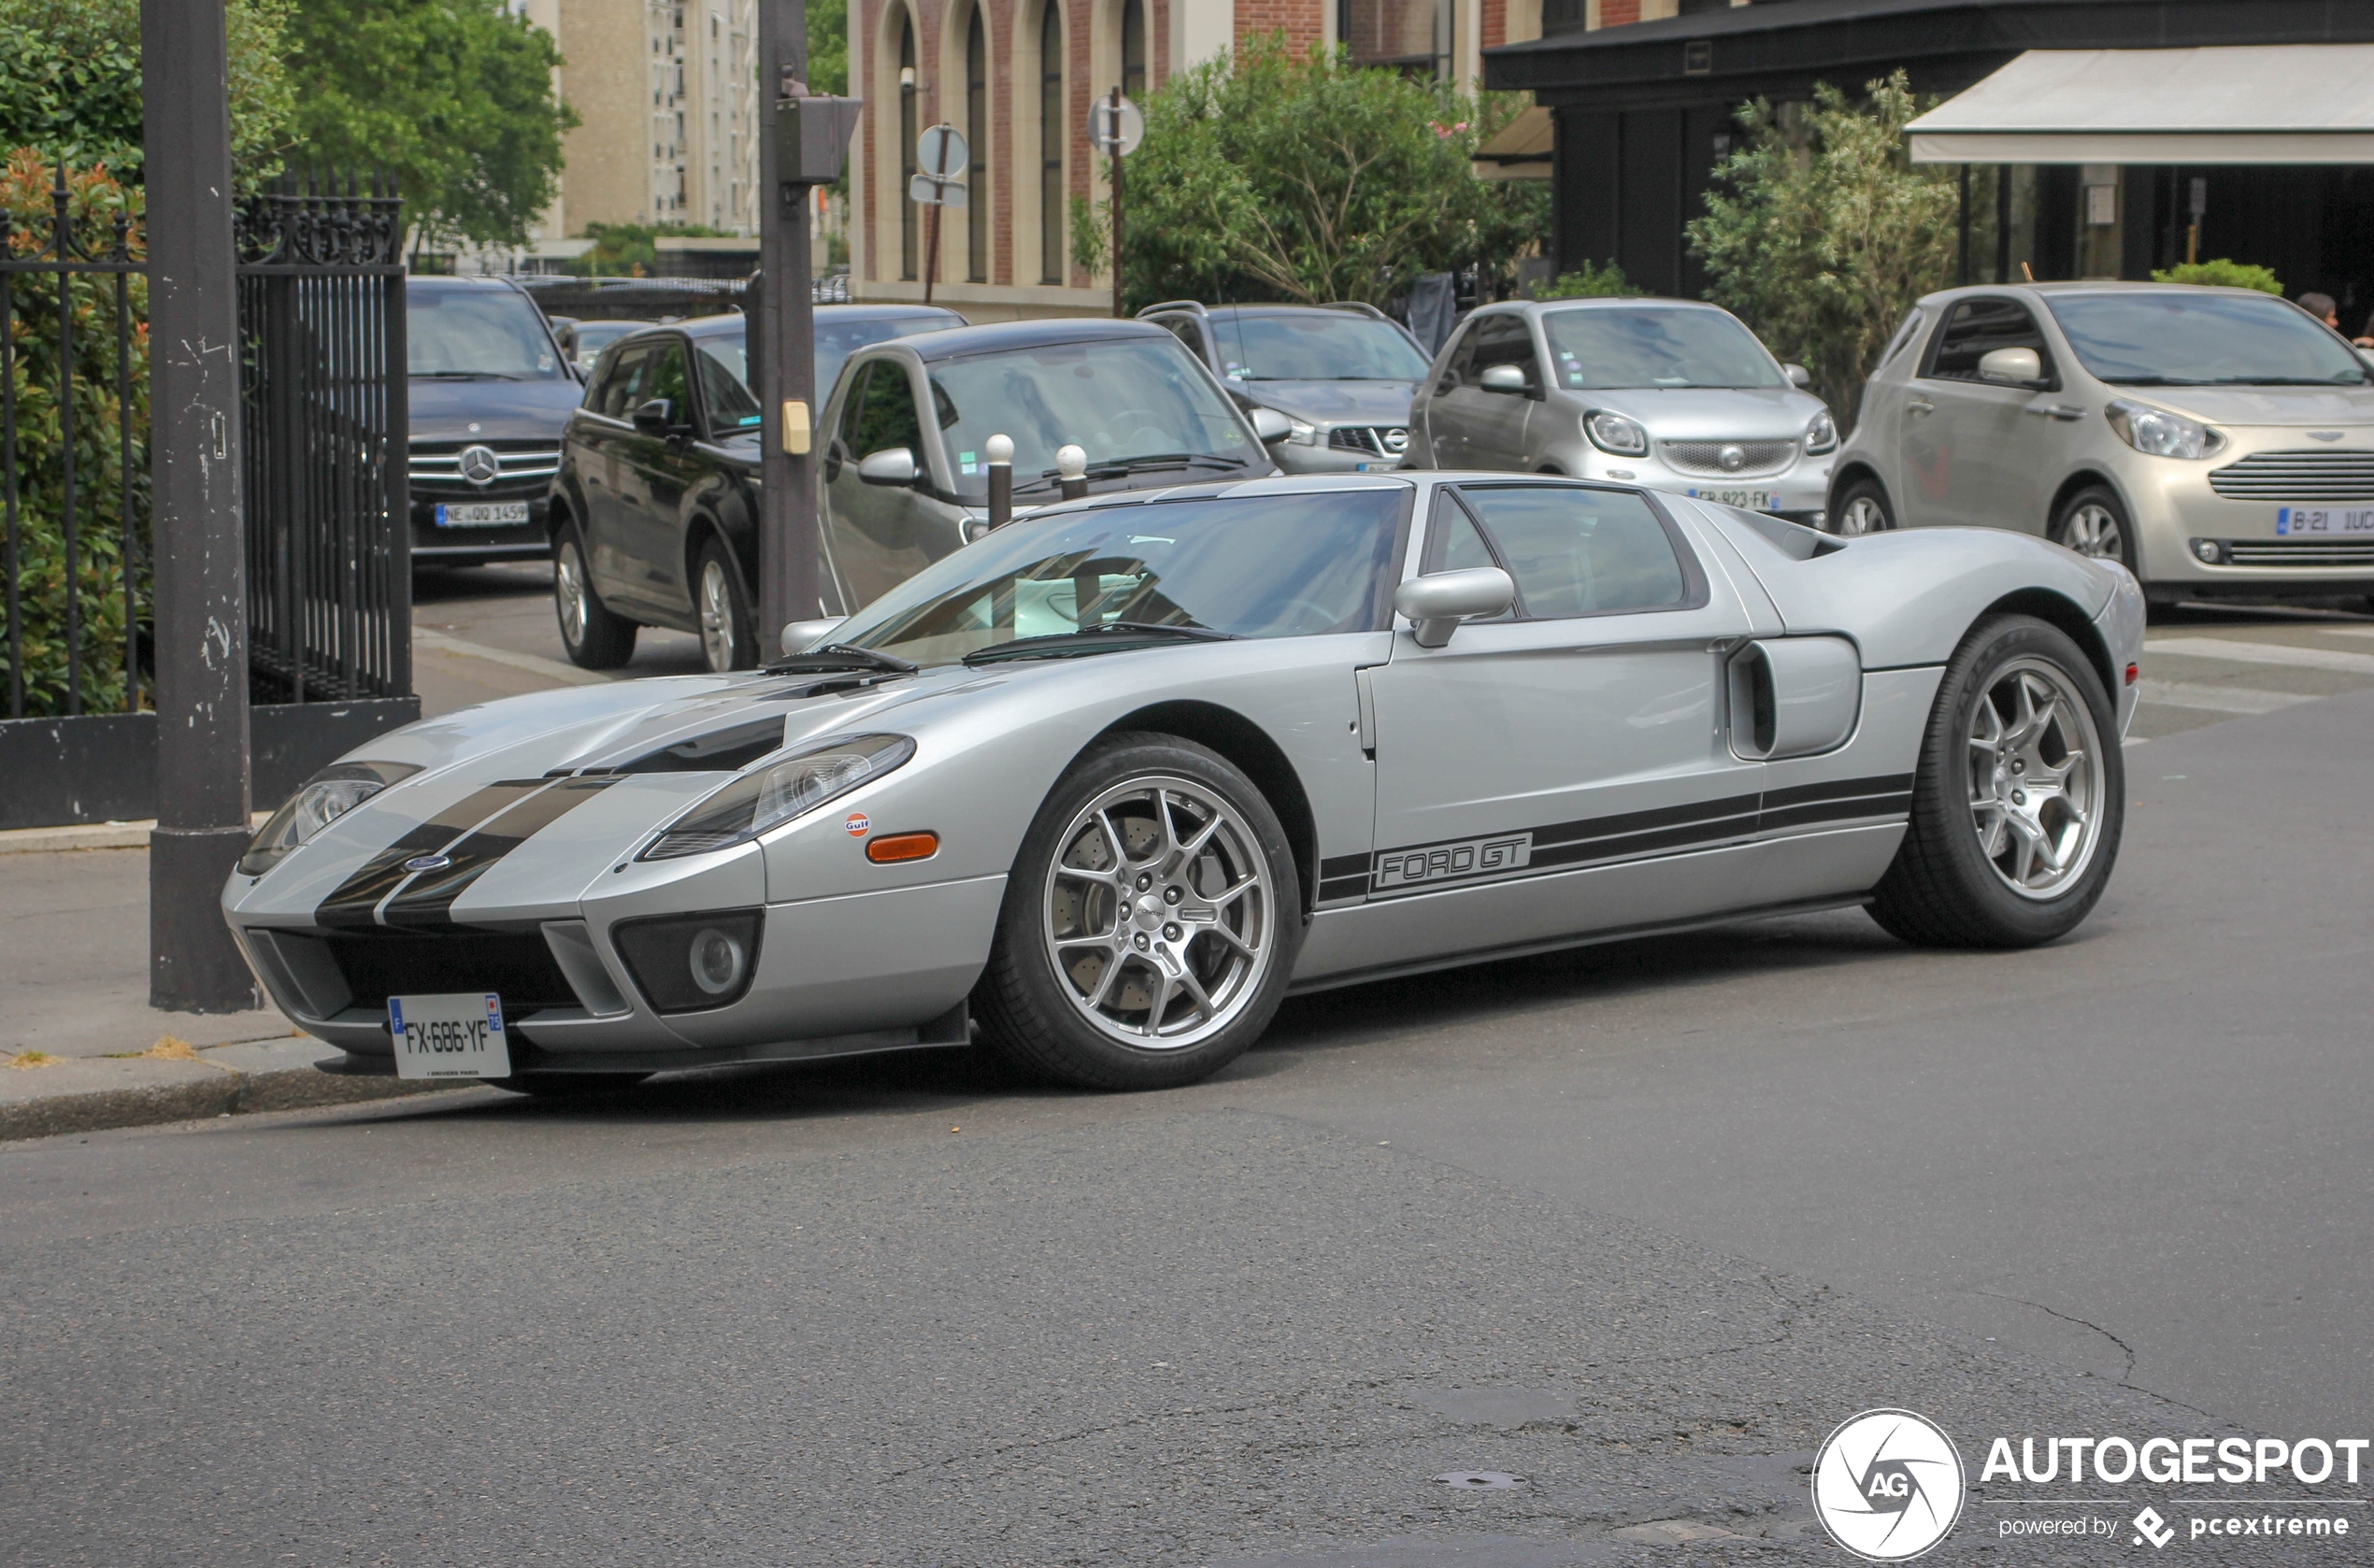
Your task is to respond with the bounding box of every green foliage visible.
[1115,36,1548,309]
[579,221,732,278]
[0,153,148,718]
[2151,258,2282,295]
[0,0,295,189]
[1069,193,1108,281]
[286,0,576,249]
[1534,260,1639,299]
[1686,71,1957,423]
[807,0,847,96]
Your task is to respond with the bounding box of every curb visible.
[0,1062,464,1142]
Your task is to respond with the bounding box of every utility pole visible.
[755,0,819,638]
[1108,87,1125,319]
[144,0,255,1012]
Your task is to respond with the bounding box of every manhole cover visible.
[1434,1471,1524,1490]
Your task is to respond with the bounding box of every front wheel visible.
[973,734,1301,1090]
[554,521,637,670]
[2050,483,2138,572]
[694,538,758,672]
[1868,615,2123,948]
[1830,477,1894,536]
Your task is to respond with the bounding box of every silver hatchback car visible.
[1408,297,1838,524]
[1832,281,2374,604]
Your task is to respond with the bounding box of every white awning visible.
[1473,105,1552,182]
[1907,46,2374,165]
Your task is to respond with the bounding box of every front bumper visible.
[2118,451,2374,596]
[408,490,552,564]
[1558,442,1832,520]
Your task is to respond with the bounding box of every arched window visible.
[1039,4,1063,283]
[966,5,989,284]
[1121,0,1145,102]
[898,12,918,279]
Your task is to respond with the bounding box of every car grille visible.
[321,930,582,1011]
[1327,425,1409,458]
[2207,449,2374,501]
[2220,538,2374,568]
[1660,439,1797,478]
[409,439,563,489]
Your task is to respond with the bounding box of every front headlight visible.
[1286,417,1319,447]
[238,761,421,877]
[1804,408,1838,454]
[640,733,915,860]
[2106,398,2224,460]
[1583,410,1649,457]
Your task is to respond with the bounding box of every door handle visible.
[1906,396,1934,416]
[2025,403,2086,421]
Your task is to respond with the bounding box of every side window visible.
[835,362,873,452]
[592,344,651,420]
[1925,298,2056,383]
[642,338,693,422]
[1463,314,1539,389]
[849,359,924,459]
[1880,308,1924,369]
[1421,490,1516,620]
[1160,316,1208,362]
[694,337,761,435]
[1457,485,1691,620]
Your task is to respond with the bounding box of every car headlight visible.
[1804,408,1838,454]
[1286,417,1319,447]
[2106,398,2224,460]
[639,733,915,860]
[238,761,421,877]
[1583,410,1649,458]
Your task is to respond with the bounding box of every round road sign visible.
[916,123,968,178]
[1087,95,1144,157]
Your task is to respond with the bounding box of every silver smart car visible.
[1408,297,1838,524]
[1831,281,2374,604]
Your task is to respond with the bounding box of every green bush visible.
[2150,258,2282,294]
[1534,261,1639,299]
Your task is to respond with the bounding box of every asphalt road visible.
[4,607,2371,1565]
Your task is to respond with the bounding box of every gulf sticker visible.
[844,812,871,837]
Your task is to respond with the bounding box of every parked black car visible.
[546,303,964,672]
[408,277,583,565]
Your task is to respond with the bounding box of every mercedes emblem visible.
[458,444,502,486]
[1719,444,1747,472]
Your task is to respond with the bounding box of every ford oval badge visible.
[404,853,452,872]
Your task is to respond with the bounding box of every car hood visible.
[409,376,585,444]
[1572,385,1824,439]
[1238,380,1416,425]
[2110,383,2374,430]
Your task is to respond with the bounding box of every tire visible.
[553,521,637,670]
[1868,614,2124,948]
[2049,483,2138,572]
[694,536,759,672]
[1830,476,1894,536]
[973,734,1303,1090]
[488,1072,652,1097]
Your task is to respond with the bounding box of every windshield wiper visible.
[1085,453,1251,478]
[962,621,1240,665]
[412,370,529,380]
[762,642,919,677]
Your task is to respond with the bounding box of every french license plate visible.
[1685,488,1778,511]
[388,992,512,1080]
[2276,506,2374,536]
[435,501,531,528]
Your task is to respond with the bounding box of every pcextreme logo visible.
[1812,1408,1968,1561]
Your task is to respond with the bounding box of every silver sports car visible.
[224,472,2145,1093]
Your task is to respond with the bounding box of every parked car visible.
[560,318,646,376]
[406,277,584,566]
[1137,300,1432,473]
[1407,298,1838,526]
[1830,281,2374,604]
[227,470,2141,1096]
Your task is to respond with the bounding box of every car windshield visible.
[2044,292,2372,386]
[571,321,641,373]
[926,336,1259,501]
[833,488,1406,667]
[1213,312,1431,382]
[1539,306,1783,391]
[408,288,564,379]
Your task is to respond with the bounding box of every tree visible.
[1102,36,1547,310]
[1686,72,1958,424]
[2152,258,2281,294]
[807,0,847,96]
[284,0,574,250]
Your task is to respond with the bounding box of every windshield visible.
[1214,313,1430,382]
[408,288,564,379]
[927,336,1259,501]
[834,488,1406,667]
[2044,292,2371,386]
[1539,306,1783,391]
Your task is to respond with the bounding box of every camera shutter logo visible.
[1811,1408,1966,1561]
[459,444,502,486]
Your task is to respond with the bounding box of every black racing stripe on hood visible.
[314,781,550,929]
[379,777,619,930]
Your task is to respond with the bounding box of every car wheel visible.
[973,734,1302,1090]
[553,523,637,670]
[694,537,757,672]
[487,1072,652,1097]
[2050,484,2137,571]
[1831,477,1894,535]
[1867,614,2124,948]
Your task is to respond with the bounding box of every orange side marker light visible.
[865,831,939,863]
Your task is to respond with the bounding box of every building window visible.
[1339,0,1452,79]
[966,5,989,284]
[1040,3,1064,284]
[1121,0,1146,101]
[899,10,918,280]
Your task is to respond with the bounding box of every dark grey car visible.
[1138,301,1430,473]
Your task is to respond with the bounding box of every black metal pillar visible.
[144,0,256,1012]
[756,0,821,639]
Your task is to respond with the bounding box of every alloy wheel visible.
[555,541,589,649]
[1837,495,1888,536]
[698,558,737,672]
[2060,501,2124,560]
[1041,776,1275,1049]
[1965,657,2106,899]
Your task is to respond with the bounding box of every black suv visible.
[407,277,583,565]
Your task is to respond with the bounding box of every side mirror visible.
[1394,567,1515,649]
[632,397,676,435]
[779,617,842,656]
[1479,363,1529,395]
[1782,363,1812,389]
[856,447,920,486]
[1249,406,1293,444]
[1978,347,2042,386]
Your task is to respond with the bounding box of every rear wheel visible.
[695,538,758,672]
[2050,483,2138,572]
[1831,477,1894,536]
[1868,615,2123,948]
[554,521,637,669]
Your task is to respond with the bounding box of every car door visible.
[1900,296,2066,532]
[1435,312,1539,471]
[1416,320,1478,464]
[1363,481,1765,947]
[576,340,653,604]
[612,335,704,617]
[819,354,953,612]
